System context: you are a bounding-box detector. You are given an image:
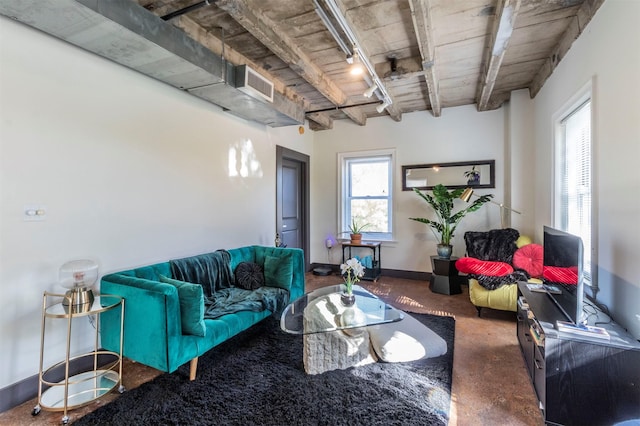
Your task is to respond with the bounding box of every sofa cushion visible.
[234,262,265,290]
[468,279,518,312]
[264,254,293,290]
[368,312,447,362]
[464,228,520,263]
[159,275,206,337]
[513,243,543,278]
[470,270,530,290]
[456,257,514,276]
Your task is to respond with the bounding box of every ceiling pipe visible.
[306,100,381,114]
[161,0,216,21]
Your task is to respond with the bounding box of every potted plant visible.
[464,166,480,185]
[342,218,370,244]
[409,184,493,258]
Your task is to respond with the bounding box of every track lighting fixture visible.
[363,83,378,98]
[349,49,364,76]
[376,100,391,113]
[316,0,393,112]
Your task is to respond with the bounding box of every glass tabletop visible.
[280,284,404,334]
[44,294,123,318]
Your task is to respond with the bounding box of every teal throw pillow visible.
[263,255,293,290]
[159,275,206,337]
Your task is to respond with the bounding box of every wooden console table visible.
[341,241,381,281]
[516,282,640,424]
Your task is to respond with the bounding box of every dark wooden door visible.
[276,146,309,270]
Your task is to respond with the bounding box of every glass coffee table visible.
[280,284,404,374]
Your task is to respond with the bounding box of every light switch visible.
[24,205,46,221]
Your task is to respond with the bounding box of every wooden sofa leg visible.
[476,306,482,317]
[190,357,198,381]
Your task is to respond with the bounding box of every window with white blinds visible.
[339,150,394,241]
[557,99,592,285]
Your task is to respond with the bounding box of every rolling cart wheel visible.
[118,384,126,393]
[32,405,41,416]
[61,415,69,425]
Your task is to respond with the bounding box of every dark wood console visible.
[516,282,640,425]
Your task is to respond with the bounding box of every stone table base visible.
[302,294,377,375]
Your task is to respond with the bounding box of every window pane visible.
[340,150,394,240]
[350,161,389,197]
[558,99,592,282]
[350,199,388,232]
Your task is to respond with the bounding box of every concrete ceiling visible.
[2,0,604,130]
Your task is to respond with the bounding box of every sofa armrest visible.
[254,246,305,300]
[286,247,305,300]
[100,274,182,372]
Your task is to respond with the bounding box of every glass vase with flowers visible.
[340,258,365,306]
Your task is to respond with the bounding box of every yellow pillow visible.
[516,235,532,248]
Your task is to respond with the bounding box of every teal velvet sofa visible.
[99,246,304,380]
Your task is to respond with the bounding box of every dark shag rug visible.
[74,312,455,426]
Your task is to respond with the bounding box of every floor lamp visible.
[460,188,522,229]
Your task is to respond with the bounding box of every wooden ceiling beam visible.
[529,0,604,98]
[215,0,367,126]
[408,0,441,117]
[375,56,424,82]
[476,0,522,111]
[306,113,334,131]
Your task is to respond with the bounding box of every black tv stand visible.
[516,281,640,425]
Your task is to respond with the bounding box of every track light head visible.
[347,47,365,75]
[363,83,378,98]
[376,100,391,113]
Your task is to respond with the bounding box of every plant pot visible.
[350,233,362,244]
[436,244,453,259]
[467,175,480,185]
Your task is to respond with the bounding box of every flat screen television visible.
[543,226,585,325]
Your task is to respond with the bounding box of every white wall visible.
[529,0,640,338]
[0,17,313,389]
[311,106,507,273]
[506,89,536,238]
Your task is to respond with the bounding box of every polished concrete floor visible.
[1,273,544,426]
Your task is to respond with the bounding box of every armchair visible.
[456,228,543,316]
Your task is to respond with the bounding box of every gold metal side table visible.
[32,292,124,425]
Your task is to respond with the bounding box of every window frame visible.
[338,149,395,241]
[552,79,596,289]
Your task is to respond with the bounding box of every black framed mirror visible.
[402,160,495,191]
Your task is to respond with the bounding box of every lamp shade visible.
[59,259,98,290]
[59,259,98,311]
[460,187,474,202]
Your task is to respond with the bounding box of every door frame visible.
[276,145,310,271]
